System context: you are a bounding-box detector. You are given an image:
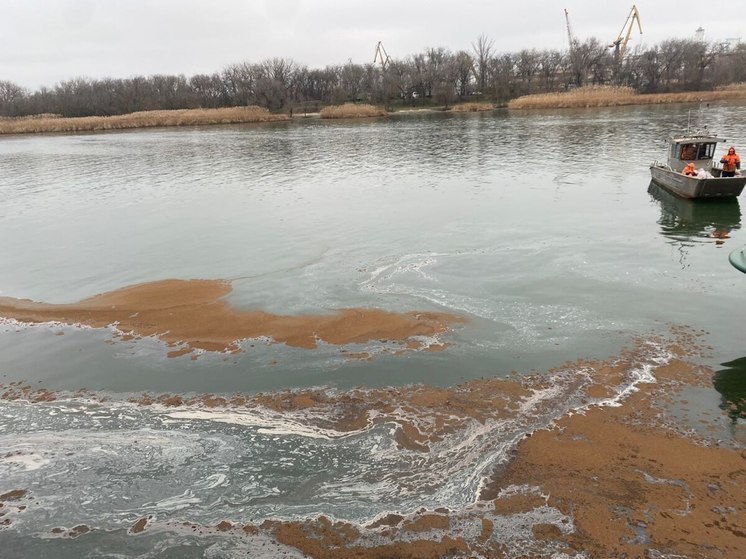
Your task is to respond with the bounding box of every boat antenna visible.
[687,110,691,134]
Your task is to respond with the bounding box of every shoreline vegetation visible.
[318,103,387,119]
[449,102,495,112]
[508,83,746,109]
[2,84,746,134]
[0,106,288,135]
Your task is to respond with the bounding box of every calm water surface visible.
[1,104,744,392]
[1,104,745,556]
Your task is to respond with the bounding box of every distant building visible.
[694,26,742,51]
[720,37,742,52]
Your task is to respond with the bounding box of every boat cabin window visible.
[696,143,715,160]
[677,143,716,161]
[679,144,697,160]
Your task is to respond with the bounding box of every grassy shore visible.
[319,103,388,119]
[507,83,746,110]
[4,85,744,134]
[0,106,288,135]
[450,102,495,112]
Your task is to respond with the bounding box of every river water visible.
[1,104,745,557]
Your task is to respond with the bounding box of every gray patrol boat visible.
[650,132,745,199]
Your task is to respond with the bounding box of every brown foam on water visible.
[137,332,746,556]
[5,328,745,557]
[0,279,464,356]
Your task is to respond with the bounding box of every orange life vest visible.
[721,152,740,172]
[683,163,696,176]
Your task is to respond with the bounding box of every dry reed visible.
[451,102,495,112]
[319,103,387,119]
[508,85,746,110]
[0,106,288,135]
[716,82,746,92]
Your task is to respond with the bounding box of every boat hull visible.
[650,165,746,198]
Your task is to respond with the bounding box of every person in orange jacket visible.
[683,162,697,176]
[720,146,741,177]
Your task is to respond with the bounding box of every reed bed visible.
[508,85,746,110]
[508,86,635,109]
[0,106,288,134]
[319,103,387,119]
[450,102,495,112]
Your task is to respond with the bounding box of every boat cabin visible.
[667,136,723,174]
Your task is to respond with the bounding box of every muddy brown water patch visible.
[0,490,27,502]
[1,329,743,557]
[489,360,746,558]
[0,278,464,356]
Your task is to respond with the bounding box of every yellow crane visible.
[374,41,391,70]
[609,5,643,61]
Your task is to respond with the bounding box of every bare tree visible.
[221,62,257,106]
[190,73,225,108]
[538,50,563,92]
[339,61,365,102]
[570,38,608,86]
[489,53,516,102]
[516,49,541,94]
[426,47,450,100]
[0,80,27,116]
[683,41,722,90]
[472,34,495,94]
[451,51,475,98]
[657,39,687,90]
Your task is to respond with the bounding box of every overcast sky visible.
[1,0,743,90]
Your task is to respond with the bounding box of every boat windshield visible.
[696,143,715,160]
[676,143,715,161]
[678,144,697,160]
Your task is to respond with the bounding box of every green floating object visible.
[729,247,746,273]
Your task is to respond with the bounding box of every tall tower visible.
[695,26,705,42]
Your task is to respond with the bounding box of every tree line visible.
[1,35,744,118]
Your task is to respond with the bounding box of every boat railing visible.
[652,160,673,171]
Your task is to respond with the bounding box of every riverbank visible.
[4,86,746,135]
[319,103,388,119]
[450,102,495,112]
[0,106,288,134]
[508,84,746,109]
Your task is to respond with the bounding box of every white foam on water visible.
[0,317,94,333]
[360,252,445,292]
[593,341,672,409]
[165,407,373,440]
[0,452,50,471]
[193,473,229,490]
[202,536,309,559]
[496,484,548,501]
[358,252,610,351]
[147,490,202,512]
[517,380,574,416]
[406,334,446,350]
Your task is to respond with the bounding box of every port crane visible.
[563,8,584,86]
[373,41,391,70]
[564,8,579,55]
[609,5,643,61]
